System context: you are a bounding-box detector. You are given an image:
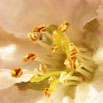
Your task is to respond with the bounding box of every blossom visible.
[0,0,103,103]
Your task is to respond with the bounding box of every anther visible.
[23,52,35,62]
[32,24,46,33]
[57,21,69,32]
[28,33,39,42]
[38,64,47,74]
[11,68,23,78]
[51,46,58,52]
[43,88,51,97]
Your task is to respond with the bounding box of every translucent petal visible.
[0,69,33,89]
[0,0,98,39]
[0,85,42,103]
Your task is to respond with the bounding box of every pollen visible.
[57,21,69,32]
[11,68,23,78]
[43,88,51,97]
[64,43,81,70]
[23,52,35,62]
[38,64,47,74]
[51,46,58,52]
[13,21,97,97]
[48,76,55,83]
[32,24,46,33]
[28,33,39,42]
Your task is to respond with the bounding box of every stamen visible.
[48,76,55,83]
[64,81,80,86]
[37,40,50,49]
[77,67,92,79]
[60,71,74,83]
[23,52,35,62]
[44,32,52,41]
[57,21,69,32]
[12,21,97,97]
[61,37,70,55]
[52,30,63,47]
[11,68,23,78]
[43,88,51,97]
[51,45,58,52]
[32,24,46,33]
[38,64,47,74]
[30,71,62,83]
[28,32,50,49]
[49,78,59,93]
[28,33,39,42]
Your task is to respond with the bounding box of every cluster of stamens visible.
[11,21,96,97]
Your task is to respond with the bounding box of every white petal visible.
[75,82,90,103]
[85,85,103,103]
[62,96,73,103]
[93,48,103,64]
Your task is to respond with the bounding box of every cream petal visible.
[91,47,103,92]
[75,83,103,103]
[74,82,90,103]
[93,48,103,64]
[86,92,103,103]
[0,0,62,38]
[91,64,103,92]
[0,0,98,39]
[49,85,75,103]
[75,84,101,103]
[0,85,42,103]
[84,85,103,103]
[0,27,41,70]
[0,0,103,102]
[0,27,44,89]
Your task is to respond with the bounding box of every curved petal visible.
[0,27,40,70]
[0,85,42,103]
[92,48,103,92]
[0,0,63,38]
[0,69,33,89]
[0,27,39,88]
[75,83,90,103]
[0,0,99,38]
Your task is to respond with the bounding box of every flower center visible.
[11,21,97,97]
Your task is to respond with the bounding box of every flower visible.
[0,0,103,103]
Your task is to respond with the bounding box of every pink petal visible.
[0,27,40,70]
[0,0,99,38]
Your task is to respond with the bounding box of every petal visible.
[0,69,33,89]
[0,0,63,38]
[81,18,100,50]
[0,27,41,89]
[83,85,102,103]
[0,85,42,103]
[92,48,103,92]
[75,83,90,103]
[0,0,98,39]
[0,27,40,70]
